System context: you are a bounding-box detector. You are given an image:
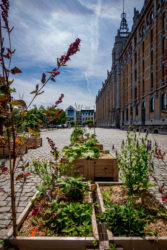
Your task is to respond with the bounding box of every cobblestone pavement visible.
[0,128,167,238]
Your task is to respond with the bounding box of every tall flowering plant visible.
[0,0,80,236]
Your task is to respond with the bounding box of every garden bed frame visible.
[96,182,167,250]
[64,153,118,181]
[26,137,42,149]
[7,190,99,250]
[0,144,27,157]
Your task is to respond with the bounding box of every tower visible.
[112,0,129,128]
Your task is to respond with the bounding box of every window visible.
[134,69,137,81]
[134,87,137,99]
[150,29,153,43]
[142,60,145,73]
[151,50,153,65]
[136,104,138,116]
[150,11,153,24]
[122,111,124,121]
[162,37,165,53]
[142,79,145,93]
[162,13,165,31]
[162,93,167,110]
[150,98,155,112]
[134,52,137,64]
[142,25,145,36]
[126,108,128,121]
[151,72,153,88]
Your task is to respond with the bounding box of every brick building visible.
[96,0,167,133]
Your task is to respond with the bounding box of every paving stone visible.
[0,207,10,213]
[0,201,7,207]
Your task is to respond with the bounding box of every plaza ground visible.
[0,128,167,238]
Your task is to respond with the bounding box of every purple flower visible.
[145,129,148,137]
[147,141,151,151]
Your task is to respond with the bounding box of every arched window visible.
[150,98,155,112]
[162,93,167,110]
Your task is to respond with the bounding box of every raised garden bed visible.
[26,137,42,149]
[0,143,27,157]
[96,182,167,250]
[63,153,118,181]
[7,184,99,250]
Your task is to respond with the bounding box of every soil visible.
[99,153,114,159]
[18,189,92,237]
[100,185,167,237]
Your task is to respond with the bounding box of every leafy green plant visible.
[100,197,155,237]
[70,126,86,143]
[62,142,100,163]
[42,200,92,236]
[57,175,89,201]
[116,130,155,195]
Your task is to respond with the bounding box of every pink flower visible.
[24,173,31,177]
[162,196,167,202]
[32,206,40,216]
[2,167,8,172]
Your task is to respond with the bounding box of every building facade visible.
[96,0,167,133]
[65,105,77,124]
[81,109,95,124]
[65,106,95,125]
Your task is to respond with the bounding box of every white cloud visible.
[13,78,95,109]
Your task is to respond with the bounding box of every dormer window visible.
[150,11,153,23]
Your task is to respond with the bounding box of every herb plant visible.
[116,130,155,195]
[43,200,92,236]
[57,175,89,201]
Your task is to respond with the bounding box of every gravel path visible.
[0,128,167,238]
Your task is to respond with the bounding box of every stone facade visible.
[96,0,167,133]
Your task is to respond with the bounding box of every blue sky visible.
[8,0,144,110]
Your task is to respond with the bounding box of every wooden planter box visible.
[0,144,27,157]
[26,138,42,149]
[96,182,167,250]
[7,190,99,250]
[64,154,118,181]
[96,143,103,151]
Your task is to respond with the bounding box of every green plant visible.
[57,175,89,201]
[70,120,75,127]
[62,142,100,163]
[100,197,155,237]
[109,242,116,250]
[116,130,155,195]
[70,126,85,143]
[30,158,59,195]
[42,200,92,236]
